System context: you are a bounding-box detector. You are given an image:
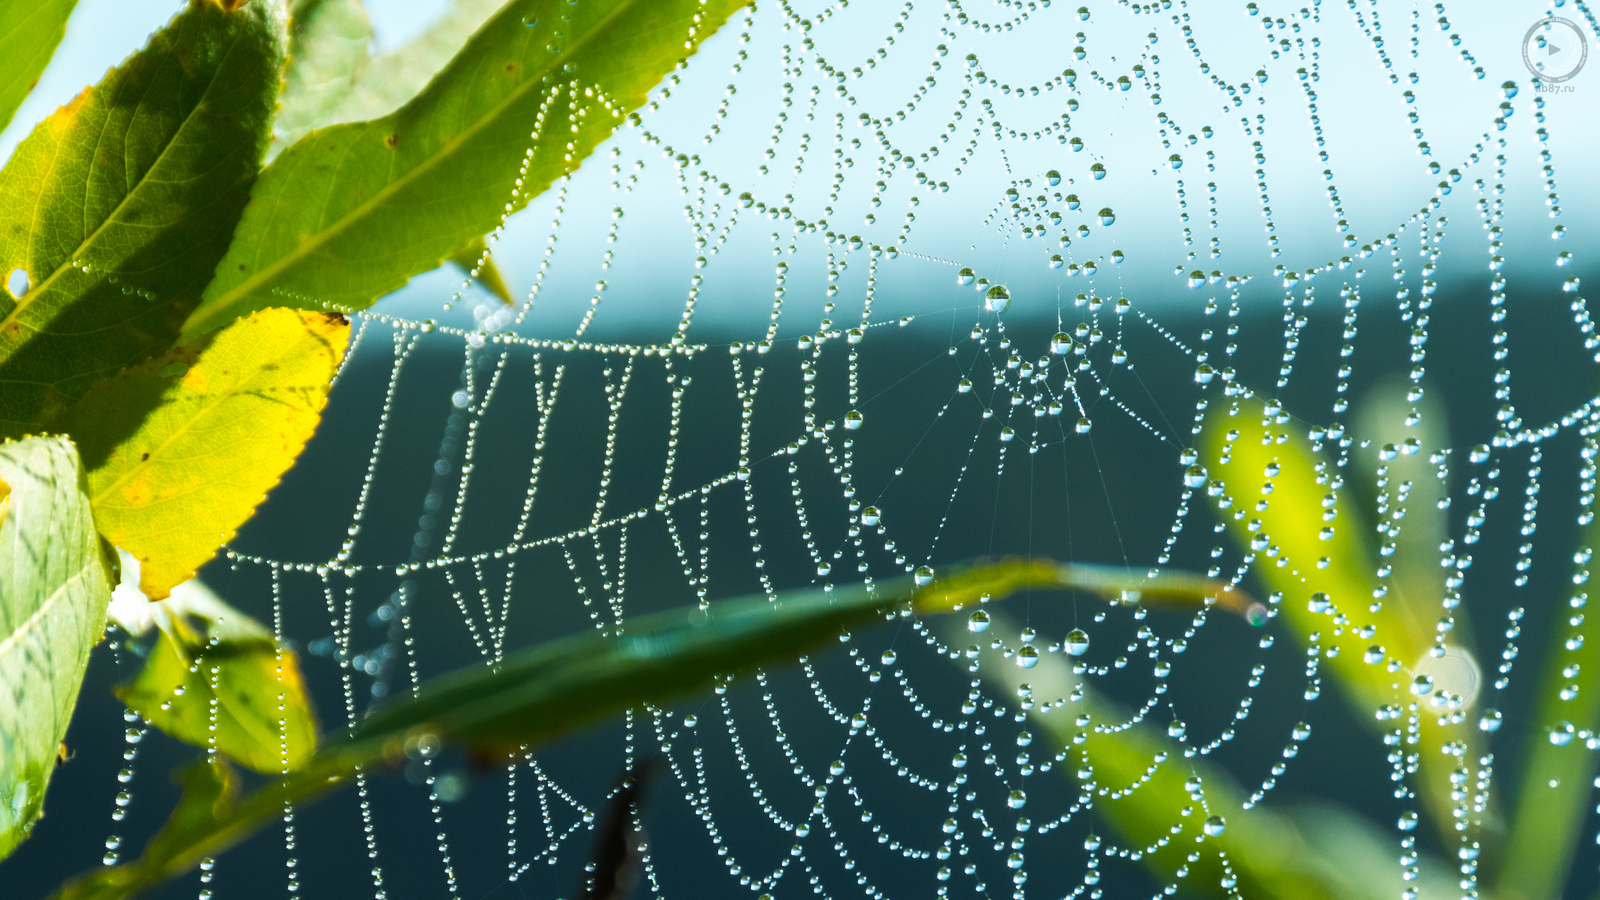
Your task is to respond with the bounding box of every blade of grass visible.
[47,560,1062,900]
[946,609,1461,900]
[1495,514,1600,900]
[1202,402,1480,843]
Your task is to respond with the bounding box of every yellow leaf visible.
[60,308,348,599]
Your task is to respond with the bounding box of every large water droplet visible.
[985,285,1011,312]
[861,506,881,526]
[914,565,935,586]
[968,610,990,633]
[1007,790,1027,809]
[1183,465,1207,489]
[1064,628,1090,655]
[843,410,864,430]
[1097,208,1115,226]
[1045,169,1061,186]
[1203,815,1226,837]
[957,267,976,286]
[1016,645,1039,668]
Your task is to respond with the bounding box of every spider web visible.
[65,1,1600,899]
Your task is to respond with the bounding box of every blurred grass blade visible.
[58,308,349,599]
[1202,403,1478,841]
[1495,516,1600,900]
[49,561,1053,900]
[0,0,285,438]
[183,0,749,339]
[0,435,114,861]
[1352,377,1461,653]
[948,610,1460,900]
[0,0,79,134]
[115,580,318,775]
[914,559,1257,618]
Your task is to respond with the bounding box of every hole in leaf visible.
[7,267,29,298]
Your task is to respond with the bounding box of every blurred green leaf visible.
[0,435,114,861]
[0,0,285,439]
[1202,403,1479,841]
[274,0,374,154]
[116,580,317,775]
[50,560,1058,900]
[1496,515,1600,900]
[276,0,510,153]
[0,0,79,134]
[183,0,749,339]
[58,307,349,599]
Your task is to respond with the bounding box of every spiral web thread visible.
[90,1,1600,899]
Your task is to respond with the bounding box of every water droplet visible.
[1551,722,1576,746]
[843,410,864,430]
[1168,720,1187,739]
[1479,709,1502,732]
[1308,592,1331,614]
[861,506,881,526]
[1364,645,1386,665]
[1203,815,1226,836]
[829,760,845,776]
[1292,722,1312,741]
[1183,465,1207,489]
[1397,810,1418,831]
[1168,154,1183,170]
[1194,363,1215,384]
[521,14,538,26]
[968,610,990,633]
[1045,169,1061,186]
[1050,333,1072,355]
[1469,444,1490,464]
[1007,790,1027,809]
[1097,207,1115,226]
[1410,674,1435,696]
[1075,417,1092,434]
[1065,629,1090,655]
[1090,164,1107,180]
[985,285,1011,312]
[1016,645,1040,668]
[914,565,935,586]
[6,268,28,298]
[957,267,975,286]
[1500,80,1519,100]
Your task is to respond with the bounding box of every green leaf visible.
[448,235,515,305]
[275,0,510,154]
[0,0,79,134]
[273,0,374,154]
[0,434,114,861]
[1201,404,1479,843]
[182,0,749,339]
[115,579,317,775]
[0,0,286,439]
[49,560,1060,900]
[58,307,349,599]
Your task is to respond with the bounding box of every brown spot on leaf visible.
[384,133,399,149]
